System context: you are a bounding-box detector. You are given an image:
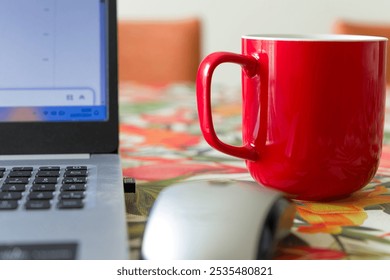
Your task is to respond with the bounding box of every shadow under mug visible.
[196,34,387,201]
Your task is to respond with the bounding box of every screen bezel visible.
[0,0,119,155]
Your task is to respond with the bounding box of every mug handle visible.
[196,52,260,161]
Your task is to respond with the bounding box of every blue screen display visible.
[0,0,108,122]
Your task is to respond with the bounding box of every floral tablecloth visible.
[119,83,390,260]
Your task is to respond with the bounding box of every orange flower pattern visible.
[296,185,390,234]
[277,246,347,260]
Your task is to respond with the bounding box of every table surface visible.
[120,83,390,260]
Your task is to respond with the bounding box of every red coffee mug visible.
[196,34,387,201]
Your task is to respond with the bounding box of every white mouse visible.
[141,179,295,260]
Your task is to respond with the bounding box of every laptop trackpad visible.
[0,243,78,259]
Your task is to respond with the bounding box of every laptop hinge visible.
[0,154,91,161]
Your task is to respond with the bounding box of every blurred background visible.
[117,0,390,86]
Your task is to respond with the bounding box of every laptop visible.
[0,0,128,259]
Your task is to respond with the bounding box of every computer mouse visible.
[141,179,295,260]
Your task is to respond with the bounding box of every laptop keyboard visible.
[0,166,88,211]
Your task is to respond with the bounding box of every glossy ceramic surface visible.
[196,35,387,201]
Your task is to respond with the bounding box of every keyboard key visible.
[5,178,29,184]
[31,184,56,192]
[59,191,85,200]
[0,192,22,200]
[1,184,26,192]
[0,168,6,172]
[62,177,87,184]
[36,171,60,177]
[60,184,86,192]
[39,166,60,171]
[64,170,88,177]
[66,166,87,171]
[25,200,51,210]
[8,171,32,177]
[28,192,54,200]
[57,199,84,209]
[12,167,33,172]
[34,177,58,184]
[0,200,18,210]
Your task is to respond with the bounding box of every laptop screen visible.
[0,0,108,122]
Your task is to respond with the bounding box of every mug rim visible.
[242,34,388,41]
